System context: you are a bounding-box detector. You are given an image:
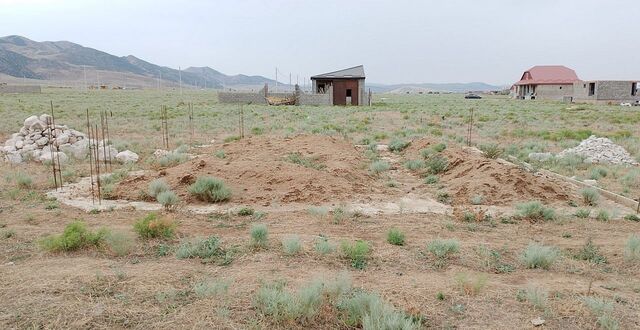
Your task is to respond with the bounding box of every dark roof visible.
[515,65,579,85]
[311,65,365,79]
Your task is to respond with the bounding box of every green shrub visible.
[516,201,556,221]
[286,152,325,170]
[404,159,424,171]
[479,143,503,159]
[157,190,179,210]
[470,194,485,205]
[386,228,405,246]
[307,206,329,219]
[624,214,640,222]
[340,240,370,269]
[15,172,33,189]
[214,150,225,159]
[105,231,134,256]
[250,223,269,248]
[436,191,451,204]
[589,167,608,180]
[188,176,231,203]
[314,236,334,255]
[625,234,640,261]
[454,272,488,296]
[425,155,449,174]
[337,291,419,329]
[424,175,439,184]
[133,213,175,239]
[521,243,558,270]
[236,206,254,216]
[574,239,607,264]
[574,208,591,219]
[581,188,600,206]
[224,135,240,143]
[427,239,460,266]
[157,152,188,167]
[148,179,170,198]
[369,160,390,174]
[2,229,16,239]
[193,278,230,298]
[518,287,548,311]
[596,209,610,222]
[432,143,447,153]
[581,296,618,330]
[388,139,410,152]
[282,236,302,255]
[176,236,223,259]
[39,221,107,252]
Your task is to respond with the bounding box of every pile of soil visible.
[114,135,382,205]
[404,139,573,205]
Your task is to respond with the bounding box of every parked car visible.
[464,93,482,99]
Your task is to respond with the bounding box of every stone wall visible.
[0,85,41,94]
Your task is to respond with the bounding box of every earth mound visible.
[115,135,382,205]
[405,139,573,205]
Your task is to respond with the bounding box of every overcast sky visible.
[1,0,639,85]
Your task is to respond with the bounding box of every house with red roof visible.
[513,65,578,100]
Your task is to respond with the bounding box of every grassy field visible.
[1,89,639,329]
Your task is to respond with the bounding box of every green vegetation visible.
[574,208,591,219]
[454,272,488,295]
[581,296,619,330]
[517,287,548,311]
[427,239,460,268]
[39,221,107,252]
[188,176,231,203]
[596,209,610,222]
[388,138,410,152]
[369,160,391,174]
[133,213,176,239]
[479,143,503,159]
[581,188,600,206]
[157,190,179,210]
[574,239,607,264]
[624,234,640,261]
[286,152,325,170]
[176,236,224,260]
[282,236,302,255]
[521,243,558,270]
[424,174,439,184]
[404,159,425,170]
[193,278,230,298]
[340,240,370,269]
[236,206,254,216]
[386,228,406,246]
[314,236,334,255]
[148,179,170,198]
[425,155,448,174]
[105,231,134,256]
[250,223,269,248]
[515,201,556,221]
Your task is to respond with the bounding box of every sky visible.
[1,0,639,85]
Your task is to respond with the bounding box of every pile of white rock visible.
[1,114,139,165]
[557,135,638,166]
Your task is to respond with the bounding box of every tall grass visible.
[188,176,231,203]
[521,243,558,269]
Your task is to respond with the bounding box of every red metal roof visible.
[514,65,579,85]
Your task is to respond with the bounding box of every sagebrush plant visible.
[176,236,223,259]
[188,176,231,203]
[157,190,179,210]
[214,150,225,159]
[148,179,170,198]
[282,236,302,255]
[404,159,425,171]
[39,221,107,252]
[516,201,556,221]
[193,278,230,298]
[286,152,325,170]
[596,209,610,222]
[314,236,334,255]
[388,139,410,152]
[427,239,460,268]
[133,213,175,239]
[517,286,548,311]
[250,224,269,248]
[425,155,448,174]
[340,240,370,269]
[369,160,390,174]
[624,234,640,261]
[424,175,439,184]
[581,188,600,206]
[105,231,134,257]
[575,208,591,219]
[580,296,618,330]
[521,243,558,270]
[470,194,485,205]
[454,272,488,296]
[14,172,33,189]
[307,206,329,219]
[574,238,607,264]
[386,228,405,246]
[432,143,447,153]
[236,206,254,216]
[479,143,503,159]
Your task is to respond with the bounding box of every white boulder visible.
[39,151,69,165]
[116,150,139,163]
[24,116,40,128]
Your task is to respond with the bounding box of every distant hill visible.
[0,35,276,89]
[368,82,505,93]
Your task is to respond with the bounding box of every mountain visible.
[367,82,505,93]
[0,35,275,88]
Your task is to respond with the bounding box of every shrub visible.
[427,239,460,264]
[15,173,33,189]
[424,175,439,184]
[286,152,325,170]
[2,229,16,239]
[340,240,370,269]
[214,150,225,159]
[624,234,640,261]
[425,155,448,174]
[157,152,188,167]
[436,191,451,204]
[282,236,302,255]
[39,221,107,252]
[521,243,558,270]
[516,201,556,221]
[388,139,410,152]
[624,214,640,222]
[337,291,419,329]
[574,208,591,219]
[517,287,548,311]
[386,228,405,246]
[105,231,134,256]
[432,143,447,153]
[157,190,179,210]
[369,160,390,174]
[193,278,230,298]
[479,143,503,159]
[250,224,269,248]
[574,239,607,264]
[188,176,231,203]
[470,194,485,205]
[133,213,175,239]
[314,236,334,255]
[589,167,608,180]
[581,188,600,206]
[307,206,329,219]
[176,236,223,259]
[596,209,610,222]
[581,296,618,330]
[254,281,320,323]
[236,206,254,216]
[454,272,488,296]
[404,159,424,171]
[148,179,170,198]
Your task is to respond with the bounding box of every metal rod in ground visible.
[94,124,102,204]
[50,101,63,187]
[86,109,95,204]
[48,101,59,190]
[100,111,108,172]
[104,110,112,172]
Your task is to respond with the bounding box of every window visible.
[559,86,562,89]
[632,82,637,96]
[346,89,352,97]
[588,82,595,96]
[583,84,586,88]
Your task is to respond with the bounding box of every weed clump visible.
[148,179,170,198]
[105,231,134,256]
[188,176,231,203]
[479,143,503,159]
[340,240,370,269]
[404,159,425,171]
[282,236,302,255]
[236,206,254,216]
[574,239,607,264]
[157,190,179,210]
[425,155,448,174]
[454,272,488,295]
[424,175,439,184]
[427,239,460,268]
[581,188,600,206]
[133,213,176,239]
[388,139,410,152]
[515,201,556,221]
[193,278,230,298]
[176,236,223,260]
[250,224,269,249]
[386,228,406,246]
[517,287,548,311]
[624,234,640,261]
[574,208,591,219]
[286,152,325,170]
[521,243,558,270]
[39,221,107,252]
[15,172,33,189]
[369,160,390,174]
[314,236,334,255]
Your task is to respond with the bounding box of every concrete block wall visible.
[535,84,574,101]
[299,93,332,106]
[0,85,41,93]
[217,92,267,104]
[573,81,639,103]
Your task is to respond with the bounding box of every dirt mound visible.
[114,135,382,205]
[405,139,573,205]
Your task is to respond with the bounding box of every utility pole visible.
[275,67,278,93]
[289,73,291,88]
[179,66,182,96]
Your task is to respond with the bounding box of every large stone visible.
[35,137,49,146]
[39,114,52,125]
[29,121,46,131]
[66,139,89,159]
[116,150,139,163]
[15,140,24,149]
[56,133,70,145]
[153,149,170,158]
[4,152,22,164]
[24,115,40,129]
[4,139,16,147]
[39,151,69,165]
[96,145,119,163]
[19,126,28,136]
